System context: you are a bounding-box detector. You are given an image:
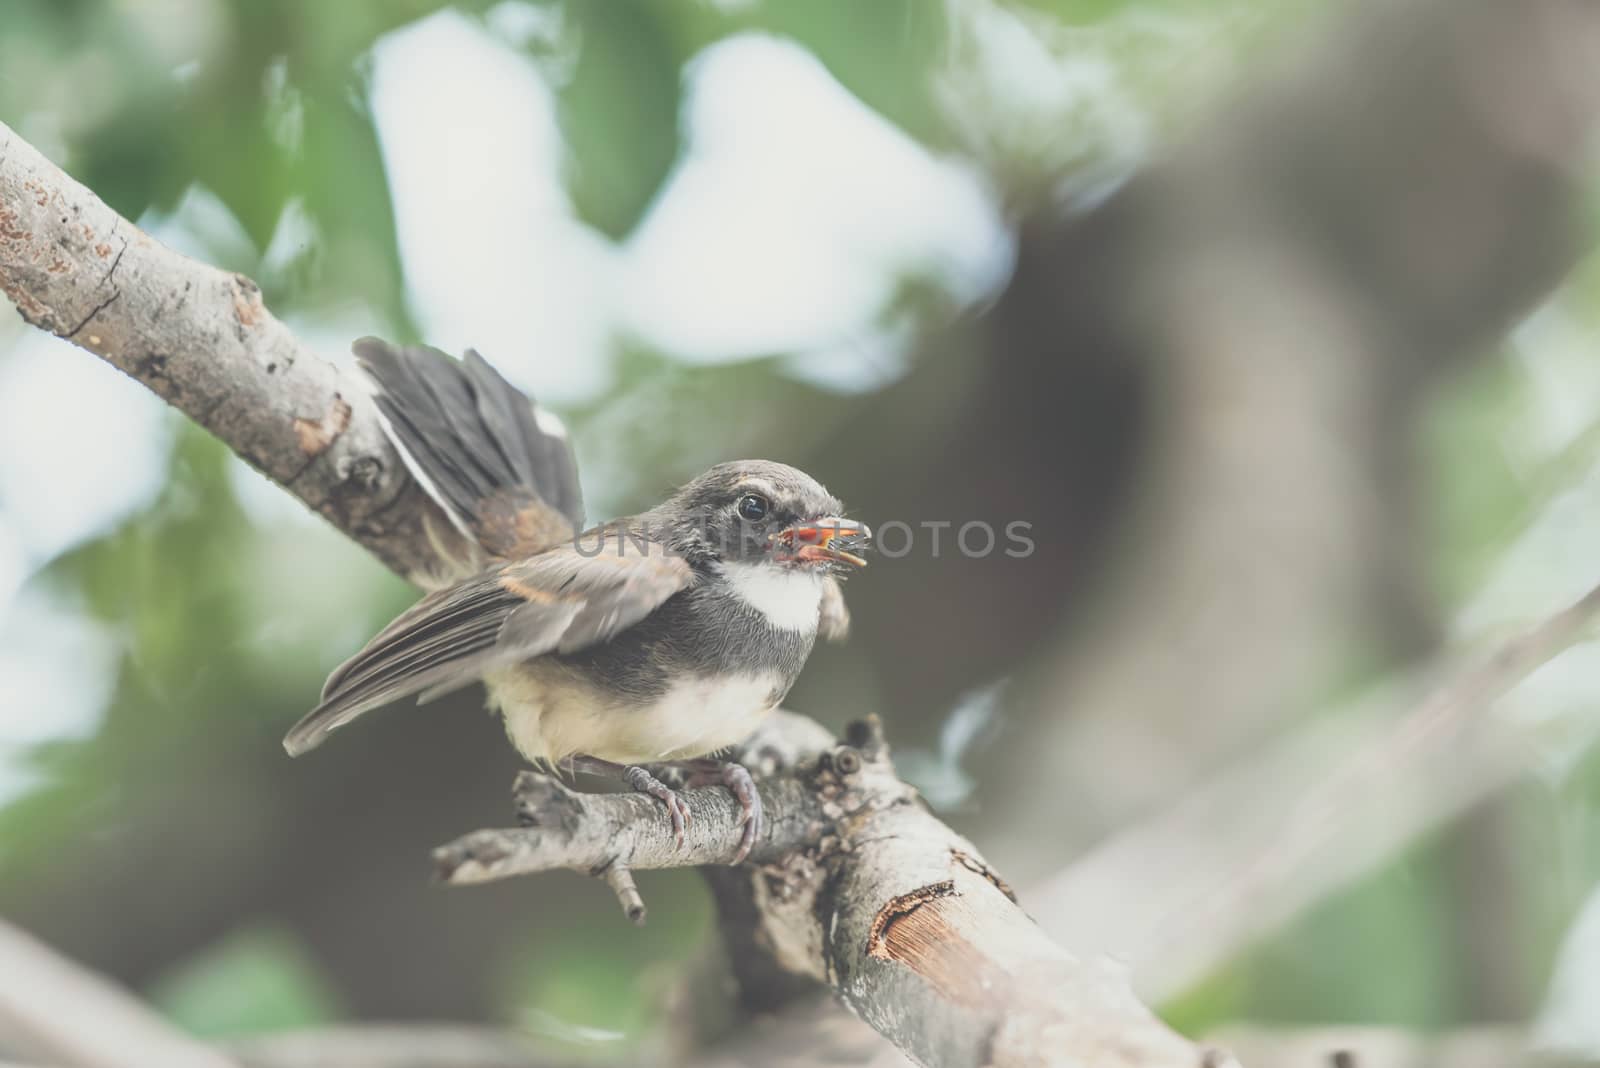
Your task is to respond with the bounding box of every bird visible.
[283,337,870,864]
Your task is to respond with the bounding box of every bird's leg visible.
[564,754,690,848]
[663,758,763,865]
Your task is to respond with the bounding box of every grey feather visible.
[354,337,584,555]
[282,536,691,756]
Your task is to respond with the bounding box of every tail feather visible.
[461,349,582,525]
[354,337,584,560]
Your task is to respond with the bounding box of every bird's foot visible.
[565,755,691,849]
[565,754,759,863]
[677,760,763,865]
[721,763,762,865]
[622,764,690,848]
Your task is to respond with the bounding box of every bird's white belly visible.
[487,666,781,766]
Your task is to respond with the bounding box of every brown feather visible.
[283,530,691,756]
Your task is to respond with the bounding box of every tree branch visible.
[433,713,839,888]
[1032,577,1600,1004]
[0,120,444,580]
[436,713,1226,1068]
[0,916,239,1068]
[1211,1026,1575,1068]
[681,566,1600,1063]
[228,1025,557,1068]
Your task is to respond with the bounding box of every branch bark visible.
[434,713,840,893]
[437,713,1225,1068]
[0,121,443,580]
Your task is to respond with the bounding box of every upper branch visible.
[0,122,442,580]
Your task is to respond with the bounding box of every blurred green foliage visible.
[150,924,344,1037]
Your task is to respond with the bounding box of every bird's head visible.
[648,460,870,572]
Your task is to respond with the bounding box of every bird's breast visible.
[487,564,826,766]
[488,662,785,766]
[620,670,785,763]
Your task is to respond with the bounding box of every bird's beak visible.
[773,518,872,568]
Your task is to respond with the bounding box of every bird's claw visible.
[721,763,762,865]
[623,764,690,848]
[624,759,760,863]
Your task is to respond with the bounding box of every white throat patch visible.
[722,563,822,632]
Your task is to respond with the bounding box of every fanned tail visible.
[356,337,584,568]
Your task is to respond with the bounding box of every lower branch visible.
[433,713,847,889]
[229,1025,558,1068]
[0,916,239,1068]
[434,713,1229,1068]
[1212,1026,1556,1068]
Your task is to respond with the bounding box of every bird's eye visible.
[737,493,770,522]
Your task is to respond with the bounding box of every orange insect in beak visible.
[772,518,871,567]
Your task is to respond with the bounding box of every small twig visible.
[599,861,647,926]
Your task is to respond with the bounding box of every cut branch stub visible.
[600,860,647,926]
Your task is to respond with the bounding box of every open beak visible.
[773,517,872,568]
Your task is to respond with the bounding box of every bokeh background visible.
[4,0,1600,1062]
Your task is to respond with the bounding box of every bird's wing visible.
[356,337,584,569]
[818,575,851,642]
[283,528,691,756]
